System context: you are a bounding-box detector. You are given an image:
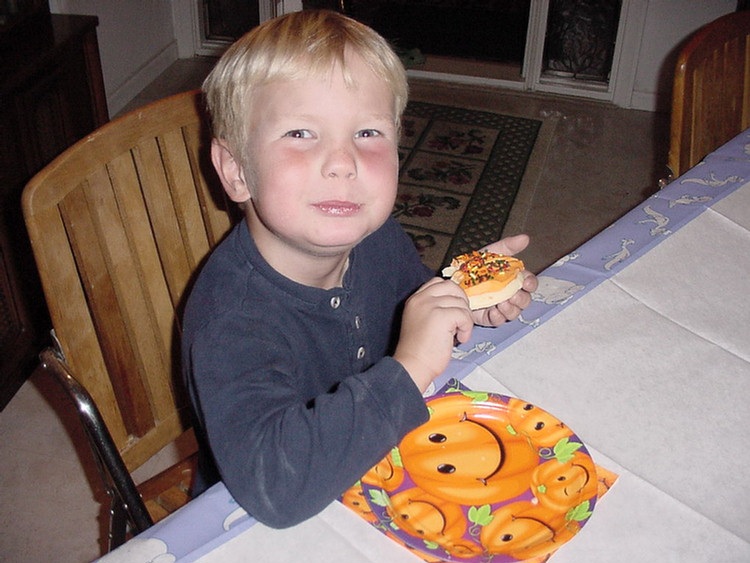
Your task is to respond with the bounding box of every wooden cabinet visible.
[0,13,108,409]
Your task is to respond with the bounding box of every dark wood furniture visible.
[0,12,108,409]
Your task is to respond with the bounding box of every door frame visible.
[407,0,647,108]
[174,0,297,58]
[526,0,647,106]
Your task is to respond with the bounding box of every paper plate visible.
[359,390,598,562]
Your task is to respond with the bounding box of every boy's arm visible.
[186,316,428,530]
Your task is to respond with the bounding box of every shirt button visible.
[354,316,362,329]
[330,296,340,309]
[356,346,366,359]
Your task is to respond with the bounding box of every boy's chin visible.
[305,237,367,258]
[309,225,380,253]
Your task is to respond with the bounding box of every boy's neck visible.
[290,253,351,290]
[246,216,351,290]
[271,249,351,290]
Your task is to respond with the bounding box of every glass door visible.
[192,0,280,56]
[541,0,622,85]
[341,0,641,105]
[203,0,260,42]
[528,0,644,104]
[342,1,531,82]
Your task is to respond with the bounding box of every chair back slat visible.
[23,91,235,471]
[29,198,132,445]
[131,137,196,310]
[62,176,160,439]
[183,120,236,248]
[105,148,178,404]
[159,127,213,276]
[669,11,750,178]
[90,160,179,430]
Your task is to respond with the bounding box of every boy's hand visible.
[471,234,538,327]
[394,278,473,393]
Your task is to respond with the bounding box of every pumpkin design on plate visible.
[479,500,581,560]
[361,448,405,492]
[507,398,574,448]
[340,481,377,523]
[360,389,599,563]
[398,393,539,505]
[531,451,598,513]
[387,487,483,559]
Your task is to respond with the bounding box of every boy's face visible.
[242,52,400,263]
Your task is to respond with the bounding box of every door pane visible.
[204,0,260,41]
[542,0,622,82]
[343,1,531,65]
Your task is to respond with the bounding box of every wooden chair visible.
[22,90,239,550]
[668,10,750,179]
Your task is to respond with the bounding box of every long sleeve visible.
[183,217,433,528]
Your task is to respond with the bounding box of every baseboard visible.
[629,90,669,113]
[107,41,179,116]
[407,69,526,93]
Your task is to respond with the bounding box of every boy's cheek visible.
[361,147,399,177]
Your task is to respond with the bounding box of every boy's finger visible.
[521,271,538,292]
[418,277,470,303]
[482,234,530,257]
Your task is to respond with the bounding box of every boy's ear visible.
[211,139,251,203]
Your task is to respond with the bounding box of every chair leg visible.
[108,495,129,551]
[38,345,154,546]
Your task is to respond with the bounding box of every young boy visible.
[183,9,537,529]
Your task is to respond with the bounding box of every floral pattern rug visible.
[395,101,541,272]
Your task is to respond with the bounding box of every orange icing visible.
[446,251,524,289]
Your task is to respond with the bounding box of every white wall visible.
[47,1,300,116]
[283,0,302,12]
[49,0,177,116]
[629,0,736,111]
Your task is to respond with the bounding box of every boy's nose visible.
[322,147,357,179]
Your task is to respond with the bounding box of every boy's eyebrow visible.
[361,110,400,122]
[368,113,398,123]
[277,112,396,124]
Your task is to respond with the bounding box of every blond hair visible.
[203,9,408,165]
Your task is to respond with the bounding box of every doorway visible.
[191,0,279,55]
[342,0,633,104]
[344,1,531,67]
[202,0,260,41]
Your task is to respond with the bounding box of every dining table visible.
[94,127,750,563]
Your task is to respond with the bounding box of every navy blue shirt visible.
[182,216,433,528]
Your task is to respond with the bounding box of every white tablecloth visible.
[96,130,750,563]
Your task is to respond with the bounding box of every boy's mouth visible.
[314,201,362,216]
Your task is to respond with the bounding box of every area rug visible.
[395,101,543,272]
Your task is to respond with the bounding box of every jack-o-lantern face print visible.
[341,482,377,523]
[403,412,504,483]
[479,500,580,560]
[399,394,539,505]
[507,398,574,448]
[531,451,598,512]
[361,450,405,491]
[387,487,483,559]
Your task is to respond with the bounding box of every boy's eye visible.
[355,129,381,139]
[284,129,312,139]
